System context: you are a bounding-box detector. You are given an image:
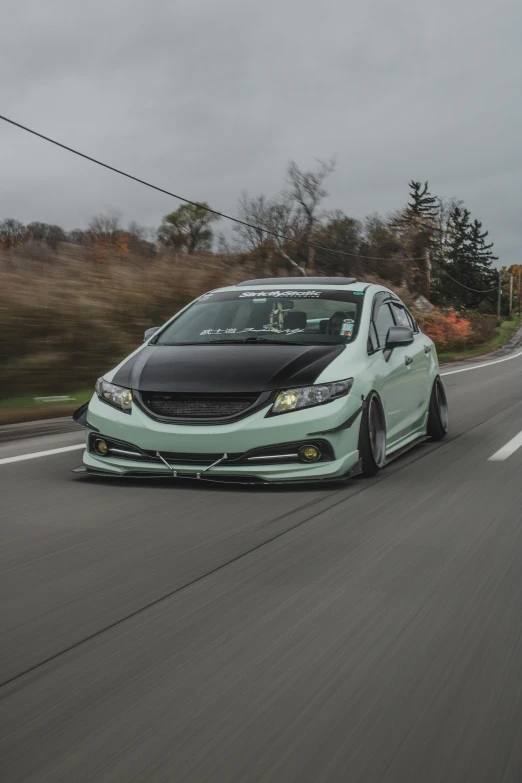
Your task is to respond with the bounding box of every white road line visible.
[441,348,522,376]
[488,431,522,462]
[0,443,84,466]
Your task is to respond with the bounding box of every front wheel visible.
[359,393,387,477]
[426,377,448,441]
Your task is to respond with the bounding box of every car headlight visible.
[95,378,133,412]
[270,379,353,415]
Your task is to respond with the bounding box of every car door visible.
[389,301,430,435]
[368,296,414,445]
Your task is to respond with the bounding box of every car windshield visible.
[155,288,365,345]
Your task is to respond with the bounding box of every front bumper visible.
[78,393,363,482]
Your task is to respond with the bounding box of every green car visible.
[73,277,448,483]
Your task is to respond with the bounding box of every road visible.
[1,349,521,782]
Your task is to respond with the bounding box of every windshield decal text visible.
[239,290,322,298]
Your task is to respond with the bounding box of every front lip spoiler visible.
[71,462,363,485]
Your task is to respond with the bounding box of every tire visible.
[426,377,448,441]
[359,393,387,477]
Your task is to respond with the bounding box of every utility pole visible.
[497,271,502,325]
[518,267,521,316]
[424,249,431,300]
[509,274,513,317]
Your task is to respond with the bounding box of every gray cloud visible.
[1,0,520,266]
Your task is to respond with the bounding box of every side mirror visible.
[384,326,414,360]
[144,327,159,342]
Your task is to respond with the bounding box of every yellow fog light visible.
[94,439,109,456]
[299,445,321,462]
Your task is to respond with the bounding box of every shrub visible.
[423,309,472,351]
[463,312,497,346]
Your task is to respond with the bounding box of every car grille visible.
[139,392,260,420]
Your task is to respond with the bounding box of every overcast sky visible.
[1,0,520,266]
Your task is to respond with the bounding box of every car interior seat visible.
[283,311,307,330]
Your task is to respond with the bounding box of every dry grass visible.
[0,244,252,398]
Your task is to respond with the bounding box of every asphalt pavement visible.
[1,348,522,782]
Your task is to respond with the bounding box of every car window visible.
[374,303,396,347]
[155,289,365,345]
[390,303,411,328]
[407,310,419,333]
[368,321,379,353]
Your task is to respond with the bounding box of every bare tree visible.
[234,192,297,266]
[285,158,335,269]
[26,222,66,249]
[433,196,464,262]
[128,220,147,241]
[234,194,276,252]
[0,218,26,249]
[233,158,335,275]
[88,213,121,241]
[68,229,90,245]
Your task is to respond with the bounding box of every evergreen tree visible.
[468,219,498,272]
[434,207,497,310]
[406,181,438,222]
[396,181,438,295]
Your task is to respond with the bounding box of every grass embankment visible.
[0,390,92,426]
[437,315,521,363]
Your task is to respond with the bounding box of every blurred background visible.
[1,170,520,424]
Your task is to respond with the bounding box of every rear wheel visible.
[359,393,387,477]
[427,377,448,441]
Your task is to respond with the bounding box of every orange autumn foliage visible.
[423,310,472,350]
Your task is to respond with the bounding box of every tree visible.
[26,222,66,249]
[432,207,498,309]
[0,218,26,249]
[127,221,157,257]
[87,213,130,261]
[432,196,463,264]
[283,158,335,273]
[360,213,414,287]
[405,181,438,221]
[233,159,335,275]
[68,229,90,245]
[508,264,522,314]
[309,210,361,277]
[233,191,295,267]
[88,213,121,242]
[391,181,439,296]
[468,219,497,271]
[158,203,218,253]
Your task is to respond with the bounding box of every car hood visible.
[111,343,345,393]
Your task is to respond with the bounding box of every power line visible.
[0,113,426,263]
[432,260,498,293]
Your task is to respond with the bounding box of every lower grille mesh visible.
[140,392,260,419]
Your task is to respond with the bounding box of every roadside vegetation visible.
[1,166,520,424]
[434,314,521,363]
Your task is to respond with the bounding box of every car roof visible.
[235,276,358,287]
[214,277,378,293]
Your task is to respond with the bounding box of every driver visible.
[327,311,349,335]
